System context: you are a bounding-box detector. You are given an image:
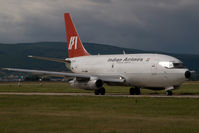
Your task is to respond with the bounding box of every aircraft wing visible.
[2,68,125,83]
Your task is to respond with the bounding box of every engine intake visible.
[185,71,191,79]
[95,79,103,88]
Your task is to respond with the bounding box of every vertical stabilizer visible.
[64,13,90,58]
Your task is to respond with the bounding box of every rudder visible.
[64,13,90,58]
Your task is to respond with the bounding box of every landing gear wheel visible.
[130,88,135,95]
[166,90,172,96]
[94,89,100,95]
[130,87,141,95]
[94,87,106,95]
[100,87,106,95]
[135,87,141,95]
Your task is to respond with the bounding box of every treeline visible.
[24,75,50,81]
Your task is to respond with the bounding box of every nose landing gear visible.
[165,86,175,96]
[166,90,173,96]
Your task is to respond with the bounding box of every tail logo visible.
[68,36,78,50]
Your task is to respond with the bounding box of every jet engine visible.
[69,78,103,90]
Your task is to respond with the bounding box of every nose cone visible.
[185,71,191,79]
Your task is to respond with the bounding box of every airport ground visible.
[0,81,199,133]
[0,81,199,95]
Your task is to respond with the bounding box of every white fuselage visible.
[66,54,188,89]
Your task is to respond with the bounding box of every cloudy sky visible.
[0,0,199,54]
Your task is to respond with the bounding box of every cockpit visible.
[158,61,187,69]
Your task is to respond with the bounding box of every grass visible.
[0,82,199,132]
[0,82,83,93]
[0,81,199,95]
[0,95,199,133]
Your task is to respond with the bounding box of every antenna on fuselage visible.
[123,50,126,55]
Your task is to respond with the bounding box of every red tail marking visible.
[64,13,90,58]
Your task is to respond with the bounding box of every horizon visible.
[0,41,199,55]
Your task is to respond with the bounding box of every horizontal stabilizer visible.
[28,55,70,63]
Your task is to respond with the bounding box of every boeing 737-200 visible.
[3,13,192,95]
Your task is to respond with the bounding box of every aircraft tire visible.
[100,87,106,95]
[166,90,172,96]
[135,87,141,95]
[94,89,100,95]
[130,88,135,95]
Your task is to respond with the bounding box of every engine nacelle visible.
[69,78,103,90]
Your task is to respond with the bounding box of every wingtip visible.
[1,68,9,71]
[28,55,33,58]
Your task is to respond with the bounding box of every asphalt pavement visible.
[0,92,199,98]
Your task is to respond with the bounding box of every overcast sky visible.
[0,0,199,54]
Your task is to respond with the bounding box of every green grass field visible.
[0,81,199,95]
[0,82,199,133]
[0,95,199,133]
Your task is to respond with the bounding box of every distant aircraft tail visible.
[64,13,90,58]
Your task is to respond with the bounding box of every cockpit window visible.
[159,62,174,69]
[173,63,186,68]
[159,61,186,69]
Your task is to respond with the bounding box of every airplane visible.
[3,13,192,96]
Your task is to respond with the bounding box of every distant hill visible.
[0,42,199,74]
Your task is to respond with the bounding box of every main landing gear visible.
[129,87,141,95]
[166,90,173,96]
[94,87,106,95]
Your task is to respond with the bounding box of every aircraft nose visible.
[185,71,191,79]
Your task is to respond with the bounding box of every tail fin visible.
[64,13,90,58]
